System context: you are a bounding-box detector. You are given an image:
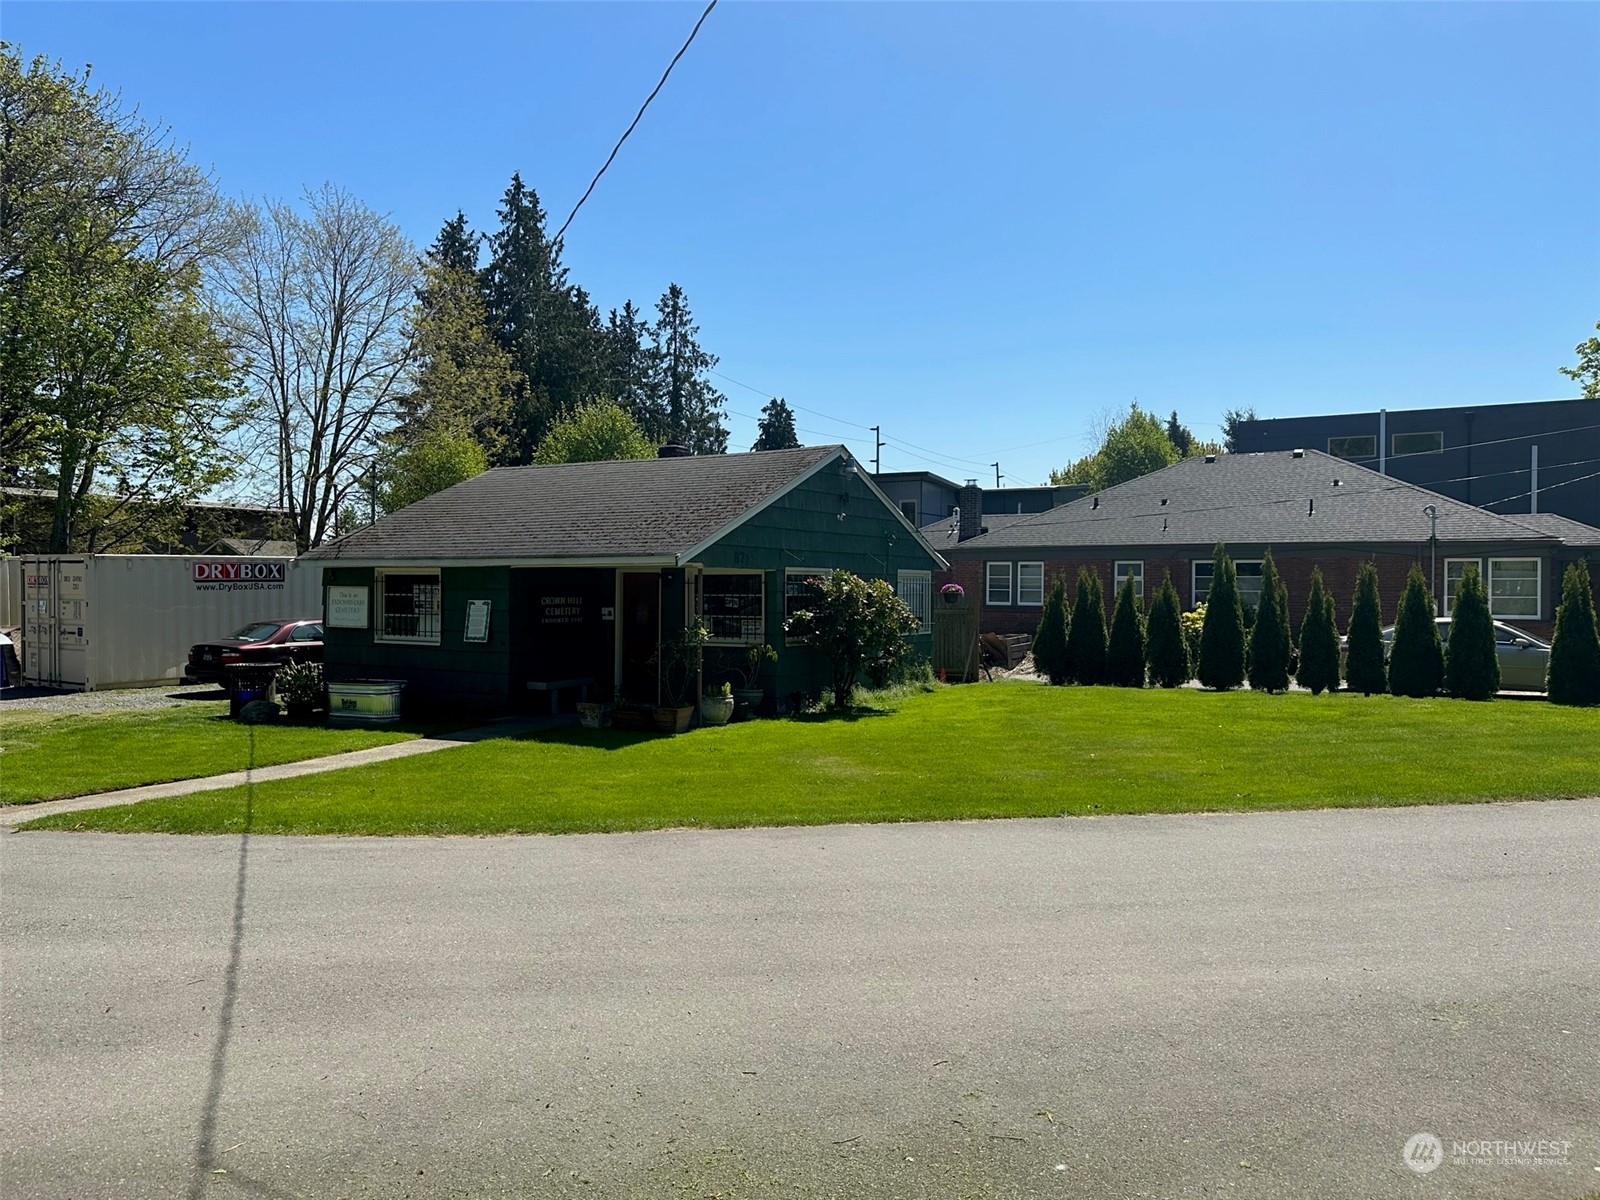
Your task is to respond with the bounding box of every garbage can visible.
[227,663,281,719]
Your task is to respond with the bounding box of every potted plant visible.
[699,681,735,727]
[940,582,965,606]
[728,642,777,717]
[273,661,324,721]
[652,619,708,734]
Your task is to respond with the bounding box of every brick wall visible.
[939,550,1562,640]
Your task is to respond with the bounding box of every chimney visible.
[657,443,691,458]
[958,480,984,541]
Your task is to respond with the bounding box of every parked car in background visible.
[1340,618,1550,692]
[185,619,324,686]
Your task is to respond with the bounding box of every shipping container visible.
[0,555,20,630]
[19,555,322,691]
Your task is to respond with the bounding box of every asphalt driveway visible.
[2,801,1597,1199]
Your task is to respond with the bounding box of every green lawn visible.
[0,702,421,805]
[19,683,1600,835]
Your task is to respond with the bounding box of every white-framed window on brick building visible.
[1443,558,1480,616]
[986,562,1013,606]
[896,571,932,634]
[1192,559,1263,609]
[1017,562,1045,606]
[1487,558,1540,619]
[1114,561,1144,599]
[375,569,442,644]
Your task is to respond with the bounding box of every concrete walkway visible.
[0,714,560,826]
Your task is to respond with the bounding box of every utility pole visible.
[993,462,1002,488]
[870,426,882,475]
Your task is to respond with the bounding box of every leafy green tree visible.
[533,398,656,465]
[1105,574,1146,687]
[1547,562,1600,705]
[1145,571,1190,688]
[1064,567,1108,685]
[1443,564,1499,700]
[1197,545,1246,690]
[783,569,920,710]
[648,282,728,454]
[1295,568,1341,695]
[1032,574,1071,685]
[1345,563,1387,696]
[379,429,487,513]
[1048,455,1097,487]
[1247,550,1292,693]
[1050,402,1180,491]
[1558,320,1599,399]
[399,260,514,459]
[1388,564,1443,698]
[753,397,801,451]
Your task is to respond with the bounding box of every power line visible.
[553,0,718,246]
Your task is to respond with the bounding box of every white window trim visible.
[1016,561,1045,607]
[374,568,442,645]
[1442,557,1482,617]
[1192,559,1262,606]
[897,570,932,634]
[1114,560,1145,599]
[1487,558,1541,620]
[700,568,765,645]
[986,562,1013,606]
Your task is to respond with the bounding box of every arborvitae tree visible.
[1197,544,1246,690]
[1064,567,1108,685]
[1145,571,1190,688]
[648,283,728,454]
[1032,574,1071,686]
[1548,561,1600,706]
[752,397,801,451]
[1444,564,1499,700]
[1105,573,1146,687]
[1295,568,1341,695]
[1345,562,1387,696]
[1246,550,1292,693]
[1388,563,1443,698]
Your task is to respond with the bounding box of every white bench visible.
[527,677,593,715]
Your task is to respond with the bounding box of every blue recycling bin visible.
[226,663,281,719]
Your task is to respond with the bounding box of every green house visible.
[299,446,948,715]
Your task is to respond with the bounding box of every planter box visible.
[610,706,657,733]
[327,679,405,726]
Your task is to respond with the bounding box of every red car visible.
[185,619,325,686]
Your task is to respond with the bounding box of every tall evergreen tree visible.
[1145,571,1190,688]
[1345,562,1387,696]
[1064,567,1108,685]
[480,173,604,461]
[1295,568,1341,695]
[648,282,728,454]
[603,300,660,440]
[1165,411,1195,457]
[1388,564,1443,698]
[1247,550,1292,693]
[427,211,481,277]
[1105,574,1146,687]
[1444,564,1499,700]
[752,397,801,451]
[1032,574,1071,686]
[1547,562,1600,706]
[1197,544,1246,690]
[397,260,514,458]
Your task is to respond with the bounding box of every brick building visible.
[924,450,1600,639]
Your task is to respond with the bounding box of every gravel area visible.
[0,685,225,718]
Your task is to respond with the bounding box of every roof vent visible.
[1091,495,1099,509]
[657,443,691,458]
[1332,478,1343,488]
[1204,454,1216,464]
[1292,448,1305,458]
[1160,497,1168,506]
[1308,498,1315,516]
[1162,516,1168,531]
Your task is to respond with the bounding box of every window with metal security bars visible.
[702,572,764,643]
[784,569,827,641]
[896,571,931,633]
[376,571,441,644]
[1488,559,1540,619]
[1328,435,1377,460]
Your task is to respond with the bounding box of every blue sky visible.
[6,2,1597,486]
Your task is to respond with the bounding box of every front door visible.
[620,572,661,704]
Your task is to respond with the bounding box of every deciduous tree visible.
[1559,320,1600,399]
[378,428,487,514]
[532,398,656,465]
[783,569,919,710]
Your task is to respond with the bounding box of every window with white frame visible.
[896,571,932,633]
[986,562,1013,606]
[1488,558,1540,619]
[376,570,441,644]
[701,571,764,643]
[1442,558,1481,616]
[1192,560,1263,609]
[1114,561,1144,599]
[1017,562,1045,606]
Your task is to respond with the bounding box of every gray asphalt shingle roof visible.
[302,445,842,563]
[1498,512,1600,548]
[950,450,1565,552]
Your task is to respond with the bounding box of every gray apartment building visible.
[1232,397,1600,529]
